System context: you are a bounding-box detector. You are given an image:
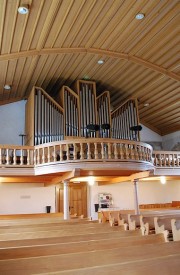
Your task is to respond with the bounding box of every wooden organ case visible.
[25,80,140,146]
[25,87,64,146]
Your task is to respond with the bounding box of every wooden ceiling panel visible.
[0,0,179,135]
[124,0,179,55]
[107,0,158,52]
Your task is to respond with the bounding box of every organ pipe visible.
[25,81,140,146]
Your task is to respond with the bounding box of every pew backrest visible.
[171,219,180,241]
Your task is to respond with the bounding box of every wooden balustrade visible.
[0,141,179,169]
[0,145,34,166]
[153,151,180,167]
[33,138,153,165]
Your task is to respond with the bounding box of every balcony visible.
[0,139,179,177]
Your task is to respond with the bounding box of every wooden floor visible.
[0,213,179,274]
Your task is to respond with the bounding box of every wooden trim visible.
[0,48,179,82]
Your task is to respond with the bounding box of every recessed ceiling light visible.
[160,176,166,184]
[4,84,11,90]
[97,60,104,64]
[135,13,145,20]
[18,5,29,14]
[144,103,150,107]
[83,75,90,80]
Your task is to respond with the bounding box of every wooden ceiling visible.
[0,0,179,135]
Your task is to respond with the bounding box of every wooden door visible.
[58,183,87,217]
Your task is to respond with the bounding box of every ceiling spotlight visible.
[88,177,95,186]
[83,75,90,80]
[4,84,11,90]
[144,103,150,107]
[18,4,29,14]
[98,60,104,65]
[135,13,145,20]
[160,176,166,184]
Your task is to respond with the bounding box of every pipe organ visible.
[60,86,79,137]
[25,87,64,146]
[76,80,97,138]
[25,80,140,146]
[111,99,139,140]
[97,92,111,138]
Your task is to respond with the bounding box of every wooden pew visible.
[136,213,180,235]
[0,217,94,227]
[0,233,167,260]
[171,219,180,241]
[54,254,180,275]
[154,216,180,236]
[0,225,130,241]
[0,229,143,248]
[0,242,179,274]
[0,221,112,234]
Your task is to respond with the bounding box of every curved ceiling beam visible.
[0,47,179,81]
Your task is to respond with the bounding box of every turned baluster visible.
[37,148,40,165]
[80,143,84,160]
[120,144,124,159]
[134,145,139,160]
[42,148,45,163]
[176,154,180,166]
[73,143,77,160]
[27,149,30,165]
[113,143,118,159]
[59,145,63,161]
[87,143,91,159]
[47,147,50,163]
[66,144,69,160]
[5,149,9,165]
[53,145,56,162]
[125,144,129,159]
[13,149,16,165]
[171,154,175,167]
[94,143,98,159]
[159,154,162,166]
[108,143,111,159]
[101,143,105,159]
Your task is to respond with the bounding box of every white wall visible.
[90,180,180,220]
[0,100,26,145]
[140,124,162,142]
[162,131,180,150]
[0,183,56,214]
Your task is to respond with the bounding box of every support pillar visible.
[63,180,70,220]
[133,179,140,215]
[87,184,91,220]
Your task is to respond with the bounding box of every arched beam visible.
[0,47,179,82]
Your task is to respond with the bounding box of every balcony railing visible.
[0,140,179,169]
[153,151,180,167]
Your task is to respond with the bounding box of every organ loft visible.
[25,79,140,146]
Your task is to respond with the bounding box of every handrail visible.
[34,138,152,166]
[153,151,180,167]
[0,140,179,168]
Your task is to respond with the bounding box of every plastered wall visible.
[0,183,55,214]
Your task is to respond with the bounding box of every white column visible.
[87,184,91,220]
[133,179,140,215]
[63,180,70,220]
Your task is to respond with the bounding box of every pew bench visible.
[0,241,179,274]
[0,233,167,260]
[0,225,129,241]
[154,217,180,240]
[171,219,180,241]
[0,229,143,248]
[53,254,180,275]
[0,221,111,234]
